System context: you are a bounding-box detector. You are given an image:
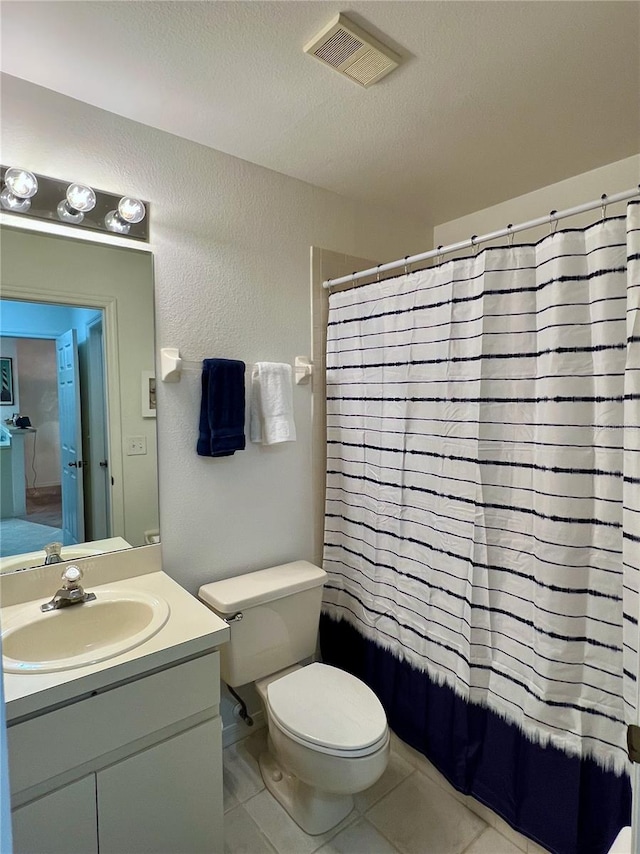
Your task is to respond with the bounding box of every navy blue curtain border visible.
[320,613,631,854]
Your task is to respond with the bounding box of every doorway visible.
[0,300,109,557]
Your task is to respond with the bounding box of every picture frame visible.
[0,357,14,406]
[141,371,156,418]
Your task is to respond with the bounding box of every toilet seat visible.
[266,662,388,758]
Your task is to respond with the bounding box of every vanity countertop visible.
[2,565,229,722]
[0,536,133,575]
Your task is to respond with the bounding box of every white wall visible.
[0,73,430,595]
[434,155,640,251]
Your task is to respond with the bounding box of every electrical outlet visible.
[126,436,147,456]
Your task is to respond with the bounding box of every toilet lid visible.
[267,663,388,754]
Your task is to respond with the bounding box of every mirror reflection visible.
[0,225,159,573]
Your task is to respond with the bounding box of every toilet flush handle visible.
[224,612,243,624]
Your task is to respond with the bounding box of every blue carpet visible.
[0,518,64,557]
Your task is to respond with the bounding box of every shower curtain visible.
[320,202,639,854]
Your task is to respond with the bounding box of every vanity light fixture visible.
[0,165,149,241]
[104,197,146,234]
[57,182,97,224]
[118,196,146,224]
[0,167,38,213]
[104,209,131,234]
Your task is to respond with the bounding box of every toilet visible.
[198,560,389,835]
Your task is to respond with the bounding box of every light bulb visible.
[4,167,38,199]
[117,197,145,224]
[57,200,84,224]
[66,183,96,213]
[0,186,31,213]
[104,210,130,234]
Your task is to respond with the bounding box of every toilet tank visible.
[198,561,327,687]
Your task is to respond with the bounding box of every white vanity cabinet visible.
[8,651,223,854]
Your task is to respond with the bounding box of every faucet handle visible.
[61,565,83,587]
[44,542,63,563]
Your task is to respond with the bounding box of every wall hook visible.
[295,356,313,385]
[160,347,183,382]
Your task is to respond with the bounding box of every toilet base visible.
[259,749,354,835]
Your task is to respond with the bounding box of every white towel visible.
[250,362,296,445]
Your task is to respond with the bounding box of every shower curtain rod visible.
[322,185,640,289]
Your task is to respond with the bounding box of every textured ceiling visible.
[1,1,639,223]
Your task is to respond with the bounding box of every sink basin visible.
[2,590,170,673]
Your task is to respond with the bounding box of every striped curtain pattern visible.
[321,203,639,854]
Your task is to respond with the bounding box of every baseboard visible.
[27,484,61,495]
[222,709,266,748]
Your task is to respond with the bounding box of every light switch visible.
[126,436,147,456]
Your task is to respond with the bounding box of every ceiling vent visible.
[304,13,401,88]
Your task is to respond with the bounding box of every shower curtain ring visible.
[549,211,558,235]
[377,264,381,282]
[507,224,514,248]
[404,256,410,275]
[471,235,479,255]
[601,193,608,220]
[436,245,444,265]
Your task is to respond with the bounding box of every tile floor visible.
[223,729,550,854]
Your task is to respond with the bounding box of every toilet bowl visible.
[256,663,389,833]
[198,561,390,835]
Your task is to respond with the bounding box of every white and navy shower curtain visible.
[320,202,640,854]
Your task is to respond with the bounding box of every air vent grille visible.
[315,29,363,67]
[304,13,401,88]
[343,49,395,85]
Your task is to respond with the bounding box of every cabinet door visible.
[12,775,98,854]
[97,717,223,854]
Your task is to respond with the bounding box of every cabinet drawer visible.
[9,651,219,795]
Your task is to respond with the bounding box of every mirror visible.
[0,225,158,573]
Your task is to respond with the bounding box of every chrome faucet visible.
[44,542,63,565]
[41,565,96,612]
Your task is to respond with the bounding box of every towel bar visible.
[159,348,313,384]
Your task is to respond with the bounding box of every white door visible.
[56,329,85,545]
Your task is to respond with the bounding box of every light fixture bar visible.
[0,166,149,242]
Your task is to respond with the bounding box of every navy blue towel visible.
[197,359,246,457]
